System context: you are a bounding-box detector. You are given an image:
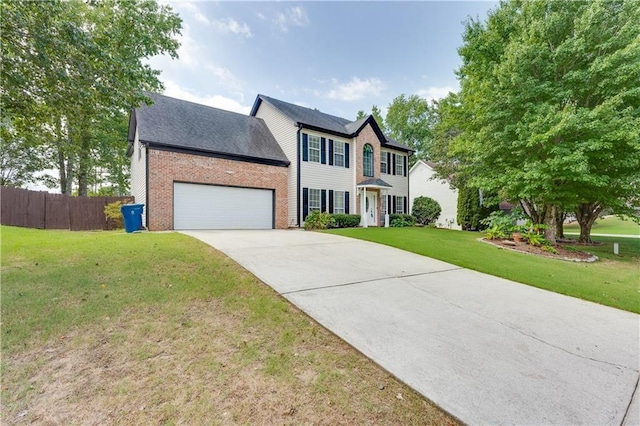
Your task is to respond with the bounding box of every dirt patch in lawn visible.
[2,300,457,425]
[482,238,598,262]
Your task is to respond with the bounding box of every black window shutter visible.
[387,152,391,172]
[328,140,334,166]
[302,134,308,162]
[328,190,334,213]
[393,195,397,214]
[321,138,326,164]
[388,195,392,214]
[345,192,350,214]
[404,156,408,176]
[404,196,408,214]
[321,189,327,212]
[303,187,309,220]
[392,153,397,175]
[345,143,350,168]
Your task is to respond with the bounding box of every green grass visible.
[564,215,640,236]
[326,227,640,314]
[1,226,454,425]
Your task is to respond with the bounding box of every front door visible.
[365,192,377,226]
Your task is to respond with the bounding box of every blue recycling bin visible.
[121,203,144,233]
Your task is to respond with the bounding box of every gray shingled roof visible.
[252,95,412,152]
[133,93,289,166]
[356,178,392,188]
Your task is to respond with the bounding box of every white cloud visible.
[212,18,253,38]
[325,77,385,101]
[163,80,251,115]
[179,2,211,25]
[204,64,244,91]
[174,24,203,68]
[416,86,458,102]
[257,12,266,20]
[274,6,310,32]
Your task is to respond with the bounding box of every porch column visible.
[363,187,368,228]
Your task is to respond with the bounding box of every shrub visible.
[390,214,415,228]
[104,201,125,229]
[481,211,514,237]
[457,186,499,230]
[411,196,442,225]
[303,211,333,230]
[329,214,361,228]
[484,225,506,240]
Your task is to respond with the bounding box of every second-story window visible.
[395,154,404,176]
[363,144,374,177]
[380,151,388,174]
[308,135,321,163]
[334,141,345,167]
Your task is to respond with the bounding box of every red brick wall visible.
[355,124,383,216]
[147,149,289,230]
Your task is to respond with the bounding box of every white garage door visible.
[174,182,273,230]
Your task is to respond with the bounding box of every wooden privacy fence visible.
[1,187,134,231]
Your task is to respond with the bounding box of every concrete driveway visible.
[183,229,639,425]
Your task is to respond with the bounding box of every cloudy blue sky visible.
[150,1,497,120]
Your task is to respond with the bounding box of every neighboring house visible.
[409,160,461,230]
[251,95,412,228]
[128,93,411,231]
[128,93,289,231]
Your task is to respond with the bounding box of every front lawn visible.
[1,226,454,424]
[327,227,639,314]
[564,215,640,236]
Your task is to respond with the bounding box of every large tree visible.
[385,94,436,165]
[1,0,182,195]
[445,0,640,243]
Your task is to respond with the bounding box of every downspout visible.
[296,124,302,227]
[145,143,149,230]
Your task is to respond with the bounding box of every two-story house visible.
[251,95,412,228]
[128,93,411,230]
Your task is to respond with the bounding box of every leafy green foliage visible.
[385,94,436,165]
[457,186,498,231]
[484,226,507,240]
[411,196,441,225]
[1,0,182,194]
[329,214,361,228]
[444,0,640,243]
[104,201,125,229]
[389,214,416,227]
[304,211,334,230]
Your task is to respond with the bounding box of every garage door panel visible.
[174,183,273,230]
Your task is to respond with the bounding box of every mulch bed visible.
[482,238,598,262]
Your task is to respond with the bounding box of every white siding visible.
[254,101,298,226]
[409,161,461,230]
[129,127,147,227]
[300,130,353,213]
[381,149,409,197]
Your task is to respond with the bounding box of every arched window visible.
[363,144,373,177]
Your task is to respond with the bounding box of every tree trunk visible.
[543,204,557,245]
[555,210,566,240]
[76,126,91,196]
[520,199,546,225]
[575,202,603,244]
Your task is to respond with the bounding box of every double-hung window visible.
[395,155,404,176]
[309,188,321,212]
[380,151,388,174]
[334,191,345,214]
[334,141,345,167]
[308,135,321,163]
[395,196,405,214]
